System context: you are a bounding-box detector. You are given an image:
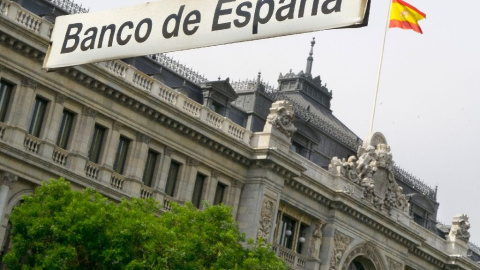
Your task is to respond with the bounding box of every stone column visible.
[205,170,220,204]
[236,162,283,244]
[6,78,37,147]
[178,157,200,202]
[98,121,121,186]
[0,172,18,227]
[227,179,243,217]
[125,133,150,197]
[154,146,173,197]
[69,107,97,175]
[39,94,66,160]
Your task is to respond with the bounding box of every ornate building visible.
[0,0,479,269]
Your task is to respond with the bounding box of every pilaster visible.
[5,78,37,147]
[69,106,97,175]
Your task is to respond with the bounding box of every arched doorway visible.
[348,256,377,270]
[342,242,386,270]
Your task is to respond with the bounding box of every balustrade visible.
[24,134,42,153]
[0,0,9,16]
[110,172,125,190]
[52,147,68,166]
[105,60,128,78]
[273,244,307,270]
[16,9,41,33]
[133,71,154,92]
[182,99,201,118]
[158,86,178,105]
[140,185,153,199]
[85,161,100,180]
[206,112,223,129]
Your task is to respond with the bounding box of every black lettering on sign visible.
[253,0,274,34]
[163,5,185,38]
[61,23,83,54]
[212,0,234,31]
[234,1,252,28]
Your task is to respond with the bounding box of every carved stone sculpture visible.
[328,132,410,214]
[450,214,470,242]
[309,220,325,259]
[257,198,275,241]
[266,100,297,137]
[329,231,353,270]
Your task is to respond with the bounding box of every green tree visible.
[3,178,287,270]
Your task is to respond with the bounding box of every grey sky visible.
[76,0,480,244]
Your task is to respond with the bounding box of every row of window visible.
[1,79,228,207]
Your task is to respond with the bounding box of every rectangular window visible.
[113,135,130,174]
[56,110,75,149]
[213,182,226,205]
[88,124,106,163]
[28,96,48,137]
[0,80,13,122]
[142,150,158,187]
[279,215,296,249]
[192,174,205,208]
[165,161,180,197]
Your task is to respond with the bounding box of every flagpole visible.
[369,0,394,133]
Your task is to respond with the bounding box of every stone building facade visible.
[0,0,479,269]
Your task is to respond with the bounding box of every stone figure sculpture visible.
[328,132,410,214]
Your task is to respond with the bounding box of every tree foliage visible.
[3,178,287,270]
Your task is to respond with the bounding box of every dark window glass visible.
[165,161,180,197]
[28,97,48,137]
[113,135,130,174]
[296,224,308,254]
[88,124,106,163]
[56,110,75,149]
[0,80,13,122]
[142,150,158,187]
[213,182,226,205]
[279,215,296,249]
[192,174,205,208]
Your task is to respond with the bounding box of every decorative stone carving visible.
[0,172,18,187]
[231,179,242,189]
[450,214,470,242]
[329,231,353,270]
[309,220,325,259]
[387,257,403,270]
[211,170,220,179]
[186,157,200,167]
[136,133,151,144]
[113,121,123,131]
[328,132,409,214]
[164,146,173,157]
[21,77,37,89]
[56,94,67,104]
[257,197,275,241]
[341,242,386,270]
[266,100,297,137]
[82,106,97,118]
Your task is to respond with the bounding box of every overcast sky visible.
[75,0,480,244]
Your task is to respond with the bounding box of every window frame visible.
[192,173,206,208]
[165,160,181,197]
[142,149,159,187]
[28,96,49,137]
[88,124,107,164]
[113,135,131,175]
[213,182,227,205]
[0,79,13,123]
[56,109,75,149]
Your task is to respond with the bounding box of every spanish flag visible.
[389,0,426,34]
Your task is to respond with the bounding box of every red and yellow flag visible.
[389,0,426,34]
